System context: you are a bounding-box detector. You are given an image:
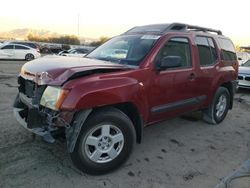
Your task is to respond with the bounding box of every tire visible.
[70,107,136,175]
[203,87,230,124]
[25,53,35,61]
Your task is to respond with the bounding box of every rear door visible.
[194,36,220,100]
[14,45,30,59]
[148,35,203,122]
[0,45,15,59]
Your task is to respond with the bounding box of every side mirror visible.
[157,56,182,70]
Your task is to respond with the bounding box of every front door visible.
[0,45,15,59]
[148,36,203,122]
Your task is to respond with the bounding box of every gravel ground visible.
[0,60,250,188]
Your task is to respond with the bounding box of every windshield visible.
[86,35,160,66]
[242,59,250,67]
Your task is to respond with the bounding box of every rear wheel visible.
[70,108,136,175]
[25,53,35,61]
[203,87,230,124]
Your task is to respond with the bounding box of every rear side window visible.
[26,43,36,49]
[12,42,36,49]
[195,36,217,66]
[1,45,14,49]
[156,37,192,68]
[218,38,237,61]
[15,45,29,50]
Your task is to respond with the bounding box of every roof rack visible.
[187,24,222,35]
[166,23,222,35]
[124,23,222,35]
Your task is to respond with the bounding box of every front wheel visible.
[203,87,230,124]
[70,108,136,175]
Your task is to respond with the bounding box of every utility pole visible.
[77,13,80,37]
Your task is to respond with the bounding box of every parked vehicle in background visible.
[238,59,250,88]
[58,48,92,57]
[237,52,250,65]
[13,23,238,175]
[0,44,41,60]
[40,43,67,54]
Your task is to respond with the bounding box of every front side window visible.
[156,37,192,68]
[86,35,160,66]
[195,36,217,66]
[2,45,14,50]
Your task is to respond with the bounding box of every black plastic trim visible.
[151,95,207,114]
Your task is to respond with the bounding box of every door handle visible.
[188,73,196,80]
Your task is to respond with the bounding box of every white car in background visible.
[238,59,250,89]
[237,52,250,65]
[0,44,41,61]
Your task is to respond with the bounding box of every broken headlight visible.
[40,86,69,111]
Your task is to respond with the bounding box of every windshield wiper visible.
[96,57,121,63]
[88,56,138,67]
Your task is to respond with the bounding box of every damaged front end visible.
[13,56,130,153]
[13,74,81,150]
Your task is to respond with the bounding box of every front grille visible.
[18,76,34,97]
[238,75,250,81]
[238,76,243,80]
[245,77,250,81]
[18,76,46,104]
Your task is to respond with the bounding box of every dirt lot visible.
[0,60,250,188]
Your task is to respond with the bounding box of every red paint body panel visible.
[20,31,238,126]
[21,55,129,85]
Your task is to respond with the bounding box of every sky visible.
[0,0,249,45]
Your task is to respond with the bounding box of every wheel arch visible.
[66,102,144,153]
[220,81,235,109]
[209,76,236,110]
[90,103,144,144]
[113,102,144,144]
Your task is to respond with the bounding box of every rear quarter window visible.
[218,38,237,61]
[15,45,29,50]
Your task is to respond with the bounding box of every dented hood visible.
[20,55,129,85]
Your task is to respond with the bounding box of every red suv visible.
[13,23,238,174]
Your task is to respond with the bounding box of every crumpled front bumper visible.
[13,92,92,153]
[13,93,73,143]
[13,107,53,136]
[13,106,60,143]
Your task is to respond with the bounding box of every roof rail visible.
[167,23,222,35]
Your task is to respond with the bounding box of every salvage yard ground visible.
[0,60,250,188]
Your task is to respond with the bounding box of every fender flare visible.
[65,109,92,153]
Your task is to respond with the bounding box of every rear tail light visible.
[36,48,40,53]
